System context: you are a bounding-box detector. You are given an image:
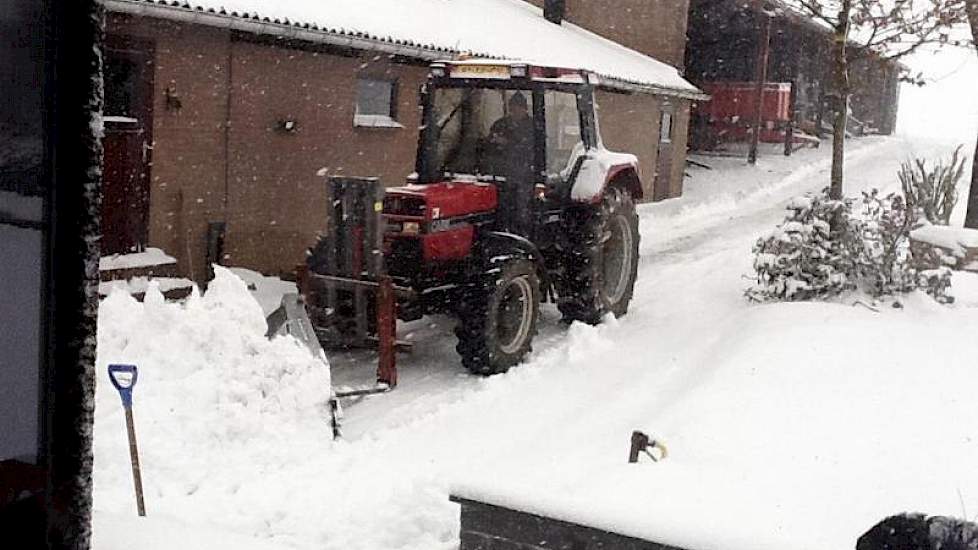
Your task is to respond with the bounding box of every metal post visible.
[748,7,772,165]
[628,431,649,463]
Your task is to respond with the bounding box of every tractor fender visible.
[568,148,644,204]
[478,231,550,291]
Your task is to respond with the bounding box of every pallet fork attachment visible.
[300,176,403,387]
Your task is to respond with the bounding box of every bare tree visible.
[788,0,968,199]
[964,0,978,228]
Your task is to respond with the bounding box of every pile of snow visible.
[94,267,332,547]
[229,267,298,316]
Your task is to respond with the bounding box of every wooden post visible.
[748,7,772,165]
[124,408,146,516]
[784,81,796,156]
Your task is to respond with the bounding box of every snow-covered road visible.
[94,135,978,550]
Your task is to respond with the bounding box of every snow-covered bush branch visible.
[747,190,861,301]
[899,146,966,225]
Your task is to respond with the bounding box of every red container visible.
[699,81,792,123]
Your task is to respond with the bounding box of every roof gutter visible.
[595,75,710,101]
[102,0,708,100]
[102,0,449,61]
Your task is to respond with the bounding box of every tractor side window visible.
[544,91,584,179]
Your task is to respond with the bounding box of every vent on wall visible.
[544,0,565,24]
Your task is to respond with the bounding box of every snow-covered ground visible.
[93,134,978,550]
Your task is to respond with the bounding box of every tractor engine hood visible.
[383,181,497,221]
[382,181,497,262]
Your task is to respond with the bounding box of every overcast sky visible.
[898,45,978,143]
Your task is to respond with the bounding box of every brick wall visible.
[595,90,661,198]
[524,0,691,67]
[224,39,425,273]
[107,15,425,279]
[596,91,689,200]
[108,15,231,281]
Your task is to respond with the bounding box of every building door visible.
[653,107,674,201]
[102,37,154,254]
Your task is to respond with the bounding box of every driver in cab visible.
[487,92,535,235]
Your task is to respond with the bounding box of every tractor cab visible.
[382,59,638,269]
[415,61,600,207]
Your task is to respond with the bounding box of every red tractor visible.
[304,60,642,378]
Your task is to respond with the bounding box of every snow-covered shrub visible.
[747,189,862,301]
[748,187,954,303]
[856,189,916,296]
[899,146,965,225]
[917,267,954,304]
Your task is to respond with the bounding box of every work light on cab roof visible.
[429,59,591,84]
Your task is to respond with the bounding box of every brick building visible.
[100,0,703,281]
[685,0,903,149]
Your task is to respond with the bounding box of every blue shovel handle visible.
[108,364,138,409]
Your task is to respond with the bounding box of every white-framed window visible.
[659,110,673,144]
[354,78,402,128]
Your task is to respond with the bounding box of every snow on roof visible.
[104,0,706,99]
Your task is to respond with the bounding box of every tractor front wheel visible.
[455,259,540,376]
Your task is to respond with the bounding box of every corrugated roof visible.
[103,0,707,99]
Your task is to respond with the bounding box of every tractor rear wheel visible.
[557,187,640,324]
[455,259,540,376]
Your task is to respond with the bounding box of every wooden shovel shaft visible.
[124,407,146,516]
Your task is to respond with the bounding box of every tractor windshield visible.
[419,86,536,183]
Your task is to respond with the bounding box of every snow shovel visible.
[108,364,146,516]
